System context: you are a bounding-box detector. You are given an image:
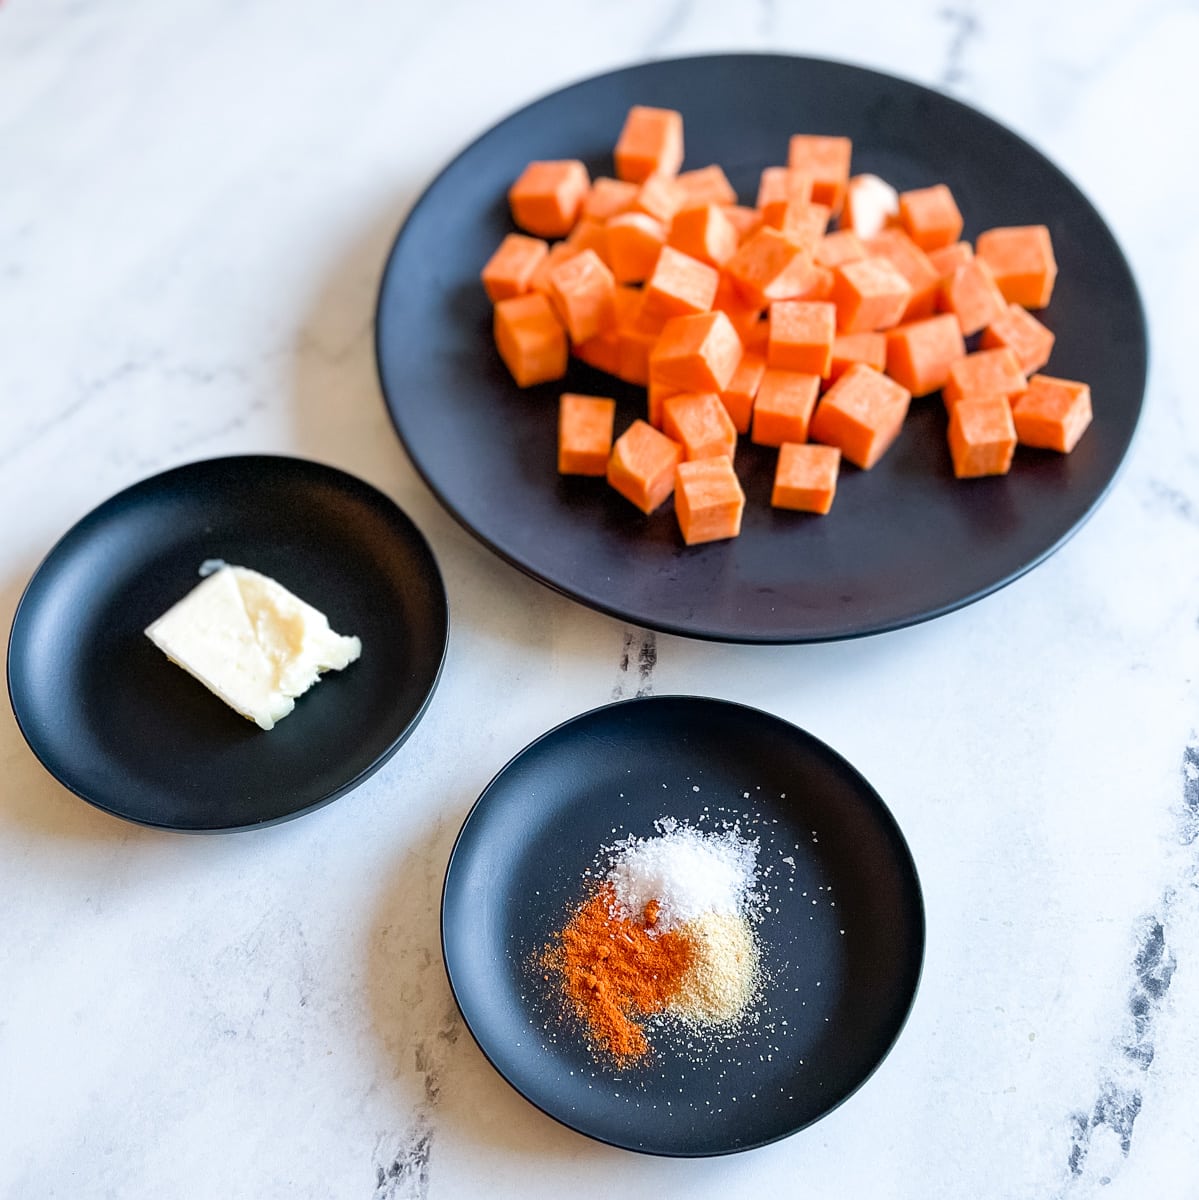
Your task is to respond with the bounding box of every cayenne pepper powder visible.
[546,883,695,1061]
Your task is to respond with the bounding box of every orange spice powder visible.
[544,883,695,1061]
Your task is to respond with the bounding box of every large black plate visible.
[376,53,1147,643]
[441,696,924,1155]
[7,456,448,831]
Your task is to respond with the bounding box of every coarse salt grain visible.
[606,823,758,932]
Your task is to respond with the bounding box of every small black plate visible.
[442,696,924,1156]
[376,53,1147,643]
[7,455,449,831]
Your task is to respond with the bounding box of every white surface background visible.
[2,1,1197,1197]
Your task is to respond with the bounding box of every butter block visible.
[144,566,362,730]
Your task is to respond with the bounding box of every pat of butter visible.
[144,565,362,730]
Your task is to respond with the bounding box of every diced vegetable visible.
[787,134,852,214]
[650,311,744,394]
[614,106,685,183]
[772,443,841,513]
[980,303,1056,374]
[831,257,913,334]
[674,457,746,545]
[942,348,1028,410]
[884,314,967,397]
[559,393,617,475]
[493,292,569,387]
[947,396,1017,478]
[809,364,911,469]
[975,225,1058,308]
[750,368,821,447]
[1011,375,1092,452]
[898,184,964,252]
[767,300,836,375]
[481,233,549,302]
[607,419,683,512]
[662,391,739,461]
[509,160,591,238]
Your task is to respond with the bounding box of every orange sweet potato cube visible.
[1011,374,1092,452]
[750,368,821,447]
[787,135,852,214]
[770,201,832,253]
[547,248,617,345]
[975,225,1058,309]
[864,228,941,321]
[607,419,682,513]
[815,230,868,269]
[712,274,764,341]
[744,319,769,355]
[662,391,738,461]
[756,166,814,225]
[674,457,745,546]
[767,300,836,375]
[650,310,744,394]
[675,165,737,207]
[572,326,621,376]
[927,241,973,281]
[633,174,686,225]
[940,257,1006,337]
[947,395,1017,478]
[605,212,666,285]
[724,227,823,310]
[602,286,651,385]
[582,177,638,221]
[565,217,610,264]
[828,332,887,384]
[558,393,617,475]
[831,257,912,334]
[942,348,1028,409]
[723,204,762,242]
[884,313,967,397]
[508,160,590,239]
[898,184,964,252]
[493,293,568,387]
[720,351,766,434]
[980,303,1056,374]
[772,443,841,513]
[638,245,720,334]
[529,241,578,295]
[809,364,911,469]
[576,280,640,374]
[646,377,680,429]
[614,106,685,183]
[804,266,835,302]
[667,203,739,267]
[481,233,550,302]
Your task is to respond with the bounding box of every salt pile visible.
[606,822,759,932]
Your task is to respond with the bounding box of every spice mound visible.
[542,822,761,1064]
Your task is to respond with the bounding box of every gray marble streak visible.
[612,628,658,699]
[1059,743,1199,1190]
[938,4,981,87]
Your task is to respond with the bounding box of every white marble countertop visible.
[2,0,1197,1196]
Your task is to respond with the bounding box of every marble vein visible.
[1058,742,1198,1190]
[372,1123,433,1200]
[612,628,658,699]
[938,3,981,87]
